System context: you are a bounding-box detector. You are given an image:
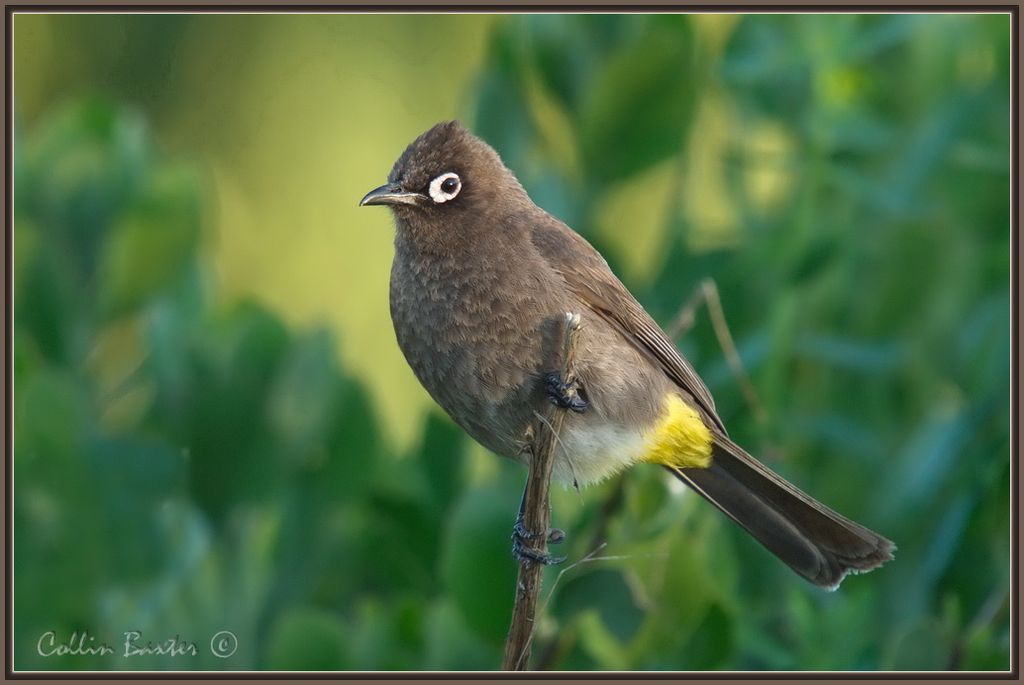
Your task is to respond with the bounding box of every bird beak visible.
[359,183,424,207]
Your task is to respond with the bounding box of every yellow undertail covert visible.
[642,394,714,470]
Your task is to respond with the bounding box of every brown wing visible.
[529,216,726,433]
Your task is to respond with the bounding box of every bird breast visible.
[389,235,562,457]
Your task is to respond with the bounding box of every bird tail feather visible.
[667,436,895,590]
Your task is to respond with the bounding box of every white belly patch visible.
[552,423,647,487]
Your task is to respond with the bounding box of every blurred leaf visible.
[267,329,339,459]
[19,100,150,273]
[265,608,349,670]
[320,376,382,499]
[13,218,77,363]
[576,610,630,670]
[795,333,905,372]
[422,600,500,670]
[417,412,468,516]
[960,620,1011,671]
[642,516,718,655]
[181,301,291,524]
[345,598,424,670]
[883,617,955,670]
[16,369,87,463]
[98,164,200,316]
[473,28,538,177]
[355,488,439,596]
[553,568,643,643]
[677,602,735,670]
[86,436,186,580]
[578,16,698,184]
[523,15,624,113]
[441,482,519,645]
[476,15,700,190]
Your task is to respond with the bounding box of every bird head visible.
[359,121,528,224]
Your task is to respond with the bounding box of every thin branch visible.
[664,282,708,341]
[666,277,767,424]
[501,312,583,671]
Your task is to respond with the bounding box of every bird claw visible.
[512,518,567,566]
[513,519,566,545]
[545,372,588,413]
[512,535,567,566]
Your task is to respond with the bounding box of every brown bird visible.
[360,121,894,590]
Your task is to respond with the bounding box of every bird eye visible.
[428,172,461,204]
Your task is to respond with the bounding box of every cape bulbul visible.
[360,121,894,590]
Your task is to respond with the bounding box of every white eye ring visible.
[428,172,462,204]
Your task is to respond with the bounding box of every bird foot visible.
[545,372,588,413]
[512,518,567,566]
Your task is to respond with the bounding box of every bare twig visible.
[501,312,583,671]
[664,282,708,341]
[665,277,768,424]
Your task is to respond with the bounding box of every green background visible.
[13,13,1012,671]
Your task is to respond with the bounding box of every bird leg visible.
[544,371,588,413]
[511,486,566,566]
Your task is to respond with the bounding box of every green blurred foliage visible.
[12,13,1011,672]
